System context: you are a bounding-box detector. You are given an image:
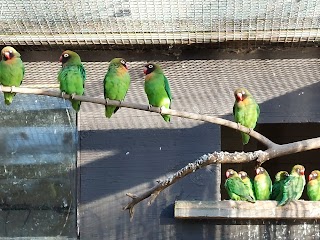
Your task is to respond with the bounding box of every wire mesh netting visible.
[0,0,319,46]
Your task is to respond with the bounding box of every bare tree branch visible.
[123,151,263,220]
[0,86,275,148]
[2,86,320,219]
[123,135,320,219]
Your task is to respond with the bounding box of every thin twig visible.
[123,151,263,220]
[0,86,275,148]
[123,135,320,219]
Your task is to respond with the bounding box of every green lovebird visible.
[0,46,25,105]
[104,58,130,118]
[278,165,306,206]
[233,88,260,145]
[225,169,255,203]
[144,63,172,122]
[238,171,256,201]
[254,167,272,200]
[271,171,289,201]
[58,50,86,112]
[307,170,320,201]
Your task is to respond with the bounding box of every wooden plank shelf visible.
[175,200,320,219]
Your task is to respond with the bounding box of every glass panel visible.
[0,93,77,238]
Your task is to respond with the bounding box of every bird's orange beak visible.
[59,55,63,62]
[300,169,305,176]
[226,171,230,178]
[143,67,147,75]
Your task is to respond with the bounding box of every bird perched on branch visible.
[58,50,86,112]
[144,63,172,122]
[271,171,289,201]
[238,171,256,201]
[307,170,320,201]
[104,58,131,118]
[254,167,272,200]
[233,88,260,145]
[278,164,306,206]
[0,46,25,105]
[225,169,255,202]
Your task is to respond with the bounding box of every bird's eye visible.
[9,50,13,53]
[148,64,154,69]
[120,59,126,65]
[64,53,69,58]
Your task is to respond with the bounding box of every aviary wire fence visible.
[0,0,319,46]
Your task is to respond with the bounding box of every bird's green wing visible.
[227,177,251,198]
[271,181,281,200]
[256,101,260,116]
[79,64,86,90]
[163,76,172,102]
[278,176,296,205]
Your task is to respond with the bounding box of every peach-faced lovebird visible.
[104,58,130,118]
[271,171,289,201]
[144,63,172,122]
[278,165,306,206]
[225,169,255,203]
[307,170,320,201]
[0,46,25,105]
[58,50,86,112]
[233,88,260,144]
[239,171,256,201]
[254,167,272,200]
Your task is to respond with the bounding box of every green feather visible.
[225,169,255,203]
[58,50,86,112]
[144,63,172,122]
[254,167,272,200]
[278,165,305,206]
[307,170,320,201]
[239,171,256,201]
[233,88,260,145]
[271,171,289,201]
[0,46,24,105]
[104,58,131,118]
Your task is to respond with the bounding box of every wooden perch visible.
[1,86,320,219]
[175,200,320,219]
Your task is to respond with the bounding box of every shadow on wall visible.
[79,81,320,240]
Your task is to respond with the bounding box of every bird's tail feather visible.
[241,133,250,145]
[161,114,171,122]
[71,100,81,112]
[105,106,119,118]
[4,92,16,105]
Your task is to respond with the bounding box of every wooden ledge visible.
[174,200,320,219]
